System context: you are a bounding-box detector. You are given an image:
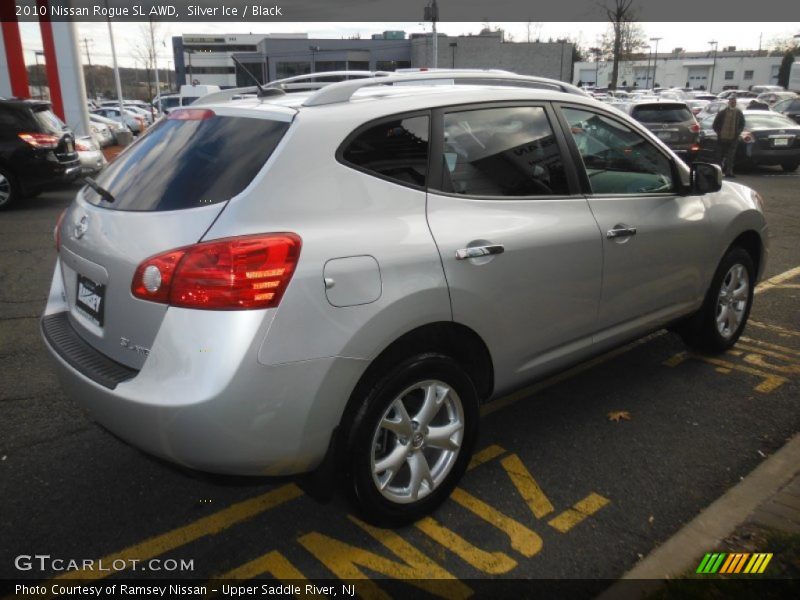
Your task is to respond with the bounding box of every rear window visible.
[33,107,67,135]
[744,114,799,129]
[631,105,693,123]
[83,112,290,211]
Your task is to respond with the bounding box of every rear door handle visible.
[455,244,505,260]
[606,226,637,239]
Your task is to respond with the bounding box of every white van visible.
[179,84,221,107]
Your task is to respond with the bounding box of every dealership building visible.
[573,48,785,92]
[172,30,575,88]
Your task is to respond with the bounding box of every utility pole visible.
[105,0,125,117]
[424,0,439,68]
[82,37,95,101]
[708,40,718,93]
[149,19,161,110]
[649,36,662,89]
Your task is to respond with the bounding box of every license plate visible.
[657,131,673,140]
[773,138,789,147]
[76,275,105,327]
[66,141,74,152]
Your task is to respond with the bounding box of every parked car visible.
[89,113,128,145]
[88,120,114,148]
[75,135,107,175]
[771,97,800,124]
[43,72,768,524]
[697,110,800,171]
[695,98,753,122]
[685,99,710,116]
[92,107,144,134]
[717,90,757,100]
[0,99,80,209]
[689,92,718,101]
[756,91,797,107]
[626,100,700,162]
[153,93,181,114]
[100,102,154,125]
[749,85,784,94]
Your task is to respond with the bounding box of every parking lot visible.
[1,167,799,592]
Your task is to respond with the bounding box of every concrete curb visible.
[598,434,800,599]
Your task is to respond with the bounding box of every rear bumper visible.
[41,311,366,476]
[742,145,800,165]
[40,261,367,476]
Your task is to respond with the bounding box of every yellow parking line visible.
[548,492,610,533]
[467,444,506,471]
[212,550,310,586]
[755,265,800,294]
[748,321,800,338]
[739,337,800,358]
[500,454,555,519]
[52,484,304,582]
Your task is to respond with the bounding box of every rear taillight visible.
[741,131,754,143]
[690,122,700,133]
[168,109,215,121]
[54,208,67,251]
[132,233,302,310]
[75,140,93,152]
[18,132,60,149]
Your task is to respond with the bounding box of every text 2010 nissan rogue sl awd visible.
[42,72,768,525]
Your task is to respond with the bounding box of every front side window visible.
[437,106,570,197]
[341,115,429,187]
[561,107,675,195]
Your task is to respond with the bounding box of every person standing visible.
[712,97,745,177]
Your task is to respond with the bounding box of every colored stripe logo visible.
[696,552,773,574]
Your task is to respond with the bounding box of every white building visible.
[573,49,785,93]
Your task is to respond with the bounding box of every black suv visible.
[0,99,80,209]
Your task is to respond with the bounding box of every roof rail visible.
[192,71,392,106]
[302,71,590,107]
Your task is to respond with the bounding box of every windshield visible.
[83,112,290,211]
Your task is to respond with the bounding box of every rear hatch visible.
[631,103,698,149]
[31,104,78,164]
[56,106,293,369]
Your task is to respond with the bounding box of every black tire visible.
[781,161,799,173]
[679,247,755,353]
[0,167,19,210]
[344,353,479,526]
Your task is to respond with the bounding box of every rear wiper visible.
[84,177,115,204]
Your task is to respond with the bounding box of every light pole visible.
[649,37,662,89]
[644,45,651,89]
[590,47,602,87]
[424,0,439,68]
[449,42,457,68]
[708,40,718,93]
[34,50,44,99]
[309,45,320,73]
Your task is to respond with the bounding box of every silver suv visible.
[42,72,768,525]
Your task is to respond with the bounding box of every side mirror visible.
[690,162,722,194]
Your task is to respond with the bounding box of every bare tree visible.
[133,21,163,101]
[600,0,639,89]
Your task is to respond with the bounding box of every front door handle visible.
[606,226,637,239]
[455,244,505,260]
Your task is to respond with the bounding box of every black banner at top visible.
[7,0,800,22]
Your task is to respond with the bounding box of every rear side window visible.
[341,115,429,187]
[437,106,570,197]
[631,105,693,123]
[83,112,289,211]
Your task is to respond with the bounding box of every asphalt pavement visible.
[1,168,799,595]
